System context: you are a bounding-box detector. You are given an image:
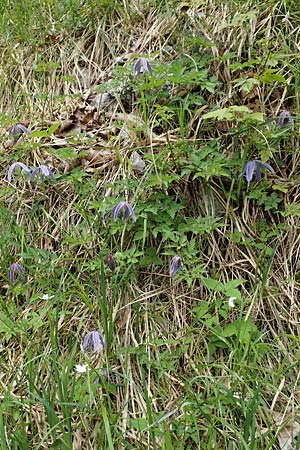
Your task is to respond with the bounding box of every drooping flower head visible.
[8,162,31,182]
[169,255,182,277]
[30,165,54,181]
[238,160,274,183]
[82,330,106,354]
[134,57,153,77]
[9,123,30,144]
[278,110,294,128]
[106,253,116,271]
[9,263,26,284]
[108,201,137,222]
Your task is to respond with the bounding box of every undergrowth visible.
[0,0,300,449]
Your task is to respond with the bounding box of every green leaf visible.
[30,123,60,138]
[222,319,258,344]
[193,301,210,319]
[258,69,286,84]
[48,147,85,160]
[202,105,254,121]
[233,77,260,93]
[201,277,225,292]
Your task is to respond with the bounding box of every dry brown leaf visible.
[277,422,300,450]
[273,412,300,450]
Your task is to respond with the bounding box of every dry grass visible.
[1,0,300,449]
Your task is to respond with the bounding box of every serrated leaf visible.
[243,112,264,122]
[202,105,250,121]
[30,123,60,138]
[258,69,286,84]
[201,277,225,292]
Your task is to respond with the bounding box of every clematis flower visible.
[8,162,31,182]
[278,110,294,128]
[238,160,274,182]
[82,330,105,354]
[169,255,182,277]
[108,201,137,222]
[9,123,30,144]
[106,253,116,271]
[9,263,26,284]
[30,165,54,181]
[134,57,153,77]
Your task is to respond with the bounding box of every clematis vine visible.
[169,255,182,277]
[134,57,153,77]
[238,160,274,183]
[9,263,26,284]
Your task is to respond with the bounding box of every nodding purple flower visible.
[278,110,294,128]
[108,201,137,222]
[9,123,30,144]
[169,255,182,277]
[106,253,116,271]
[238,160,275,183]
[9,263,26,284]
[30,165,54,181]
[82,330,106,354]
[134,57,153,77]
[8,162,31,182]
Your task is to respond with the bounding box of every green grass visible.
[0,0,300,448]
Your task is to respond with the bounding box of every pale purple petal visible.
[261,161,275,174]
[123,203,136,222]
[9,263,26,284]
[134,59,142,76]
[9,124,30,144]
[82,330,105,353]
[245,161,255,182]
[145,60,153,74]
[112,201,126,221]
[109,201,136,222]
[30,165,54,181]
[134,57,153,77]
[8,162,31,182]
[169,255,181,277]
[9,123,30,136]
[255,163,262,180]
[239,160,275,182]
[278,110,294,128]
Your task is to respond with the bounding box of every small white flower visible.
[40,294,54,300]
[233,391,241,399]
[228,297,236,308]
[74,364,88,374]
[282,11,290,23]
